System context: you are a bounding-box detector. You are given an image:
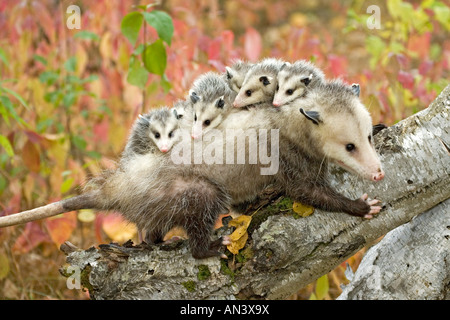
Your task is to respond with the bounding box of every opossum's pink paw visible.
[163,236,182,244]
[222,235,231,246]
[360,194,382,219]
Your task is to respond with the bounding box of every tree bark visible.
[61,85,450,300]
[337,198,450,300]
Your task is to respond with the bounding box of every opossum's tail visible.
[0,192,99,228]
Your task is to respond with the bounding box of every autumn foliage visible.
[0,0,448,299]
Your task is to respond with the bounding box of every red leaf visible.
[222,30,234,53]
[327,54,348,78]
[418,60,433,76]
[397,70,415,90]
[93,119,110,144]
[13,222,50,254]
[244,28,262,62]
[207,38,221,61]
[22,140,40,173]
[45,212,77,246]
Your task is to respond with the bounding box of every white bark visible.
[338,198,450,300]
[61,85,450,300]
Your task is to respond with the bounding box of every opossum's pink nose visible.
[272,101,281,107]
[232,101,239,108]
[371,170,385,182]
[160,147,169,153]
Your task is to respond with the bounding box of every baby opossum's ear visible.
[215,96,225,109]
[225,67,233,79]
[300,74,313,86]
[259,76,272,86]
[138,114,150,126]
[299,108,322,125]
[173,108,182,119]
[190,91,201,104]
[280,62,290,71]
[351,83,360,97]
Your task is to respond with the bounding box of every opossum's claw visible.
[360,194,382,219]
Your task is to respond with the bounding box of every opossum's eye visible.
[194,114,197,122]
[245,90,252,97]
[276,84,279,92]
[368,135,372,143]
[154,132,161,139]
[204,120,211,126]
[286,89,294,95]
[346,143,356,152]
[169,131,174,138]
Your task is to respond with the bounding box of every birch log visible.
[337,198,450,300]
[61,85,450,300]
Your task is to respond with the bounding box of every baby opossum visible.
[224,60,253,93]
[173,99,194,129]
[272,59,325,107]
[189,72,237,139]
[123,106,181,156]
[233,58,286,108]
[0,77,384,259]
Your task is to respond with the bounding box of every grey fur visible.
[122,107,180,158]
[189,72,238,138]
[273,60,325,107]
[233,58,287,107]
[224,60,254,93]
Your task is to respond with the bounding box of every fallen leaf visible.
[293,201,315,217]
[227,215,252,254]
[227,231,248,255]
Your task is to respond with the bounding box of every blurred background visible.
[0,0,448,299]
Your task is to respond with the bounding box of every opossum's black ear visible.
[259,76,271,86]
[190,91,200,104]
[173,108,182,119]
[372,123,387,136]
[216,96,225,109]
[300,74,313,86]
[225,67,233,80]
[351,83,360,97]
[299,108,322,125]
[138,114,150,126]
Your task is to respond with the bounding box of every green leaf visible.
[72,135,87,150]
[74,30,100,41]
[0,48,8,66]
[160,74,172,93]
[143,10,174,45]
[64,57,77,73]
[33,54,47,66]
[315,275,329,300]
[0,134,14,157]
[60,177,74,194]
[143,39,167,76]
[0,95,27,127]
[127,61,149,89]
[121,11,144,45]
[0,86,30,110]
[39,71,59,85]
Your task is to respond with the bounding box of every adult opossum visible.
[0,80,384,259]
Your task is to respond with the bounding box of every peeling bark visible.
[61,85,450,300]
